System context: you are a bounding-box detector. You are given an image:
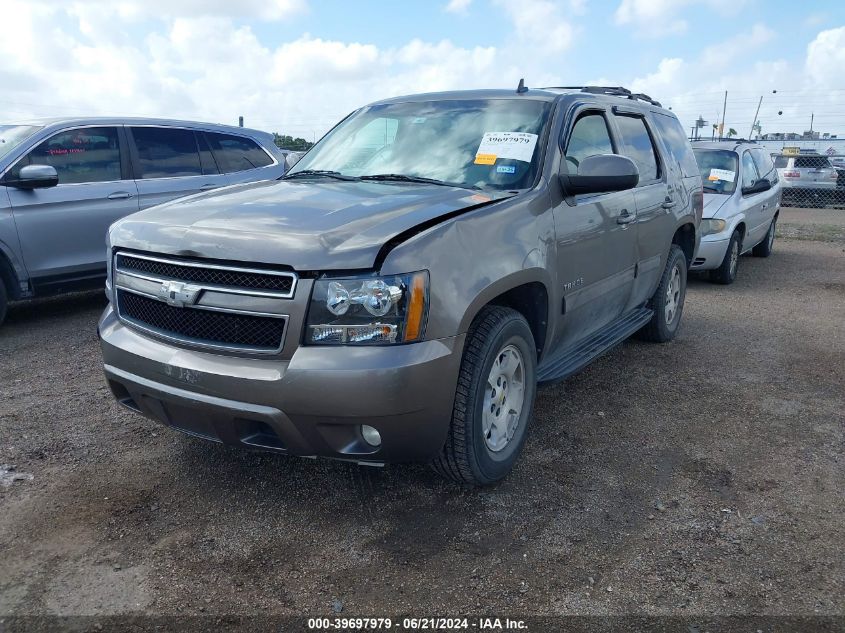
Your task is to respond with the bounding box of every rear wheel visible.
[710,229,741,285]
[0,281,7,327]
[753,217,777,257]
[431,306,537,486]
[638,244,687,343]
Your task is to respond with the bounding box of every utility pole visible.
[749,95,763,139]
[810,113,814,133]
[719,90,727,141]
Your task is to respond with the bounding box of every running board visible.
[536,307,653,384]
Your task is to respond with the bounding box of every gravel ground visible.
[1,216,843,625]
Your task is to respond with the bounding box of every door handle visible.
[617,209,636,225]
[662,197,676,209]
[107,191,134,200]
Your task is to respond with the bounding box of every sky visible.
[1,0,844,141]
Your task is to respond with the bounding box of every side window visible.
[613,115,660,182]
[651,113,699,178]
[750,149,774,183]
[741,151,759,190]
[205,133,273,173]
[131,127,202,179]
[773,155,788,169]
[12,127,121,184]
[564,112,614,168]
[197,133,220,176]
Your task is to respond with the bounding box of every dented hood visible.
[110,178,509,270]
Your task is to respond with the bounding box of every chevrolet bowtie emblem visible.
[158,280,202,308]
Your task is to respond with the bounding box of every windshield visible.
[694,149,739,194]
[288,99,552,191]
[0,125,42,162]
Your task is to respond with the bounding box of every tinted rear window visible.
[613,115,660,182]
[132,127,202,178]
[13,127,122,184]
[773,155,788,168]
[652,113,699,178]
[795,156,830,168]
[205,133,273,173]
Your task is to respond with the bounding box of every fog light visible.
[361,425,382,447]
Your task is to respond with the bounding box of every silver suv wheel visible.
[482,344,526,452]
[664,264,682,325]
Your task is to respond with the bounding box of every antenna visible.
[517,78,528,94]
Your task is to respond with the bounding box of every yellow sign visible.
[474,153,497,165]
[783,147,800,156]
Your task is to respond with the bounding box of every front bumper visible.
[690,235,730,271]
[99,306,464,463]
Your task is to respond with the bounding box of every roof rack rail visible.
[539,85,662,108]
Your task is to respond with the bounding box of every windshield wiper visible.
[702,185,726,194]
[283,169,359,182]
[359,174,481,190]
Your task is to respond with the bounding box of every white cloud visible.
[699,23,775,70]
[444,0,472,14]
[494,0,577,53]
[805,26,845,86]
[34,0,306,21]
[614,0,750,38]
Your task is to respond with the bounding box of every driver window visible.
[564,113,614,170]
[741,151,759,190]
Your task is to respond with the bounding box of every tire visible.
[637,244,687,343]
[710,229,741,285]
[430,306,537,486]
[753,217,777,257]
[0,281,7,327]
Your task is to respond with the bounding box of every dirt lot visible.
[1,210,843,626]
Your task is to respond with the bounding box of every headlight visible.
[700,219,727,237]
[105,233,113,302]
[306,271,429,345]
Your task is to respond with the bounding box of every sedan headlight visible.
[306,271,429,345]
[700,219,727,237]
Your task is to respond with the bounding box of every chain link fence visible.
[772,151,845,209]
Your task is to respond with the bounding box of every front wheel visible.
[710,229,741,285]
[431,306,537,486]
[638,244,688,343]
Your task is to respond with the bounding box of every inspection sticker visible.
[497,165,516,174]
[708,168,736,182]
[476,132,538,164]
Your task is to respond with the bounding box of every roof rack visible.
[539,86,662,108]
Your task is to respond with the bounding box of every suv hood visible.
[702,192,731,218]
[110,179,510,270]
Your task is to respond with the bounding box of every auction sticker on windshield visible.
[475,132,538,164]
[708,168,735,182]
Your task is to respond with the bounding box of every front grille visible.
[117,290,286,351]
[116,253,294,295]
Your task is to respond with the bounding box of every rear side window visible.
[651,113,698,178]
[613,115,660,182]
[13,127,122,184]
[205,133,273,173]
[773,155,788,168]
[564,112,614,168]
[131,127,202,178]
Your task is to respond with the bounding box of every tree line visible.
[273,133,314,151]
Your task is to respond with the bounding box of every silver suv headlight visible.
[700,219,727,237]
[305,271,429,345]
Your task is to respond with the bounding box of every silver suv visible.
[773,152,839,207]
[691,141,781,284]
[99,85,702,485]
[0,118,289,324]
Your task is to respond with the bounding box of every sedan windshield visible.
[0,125,42,162]
[287,99,552,191]
[694,149,739,195]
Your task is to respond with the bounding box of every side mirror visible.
[560,154,639,196]
[742,179,771,196]
[8,165,59,189]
